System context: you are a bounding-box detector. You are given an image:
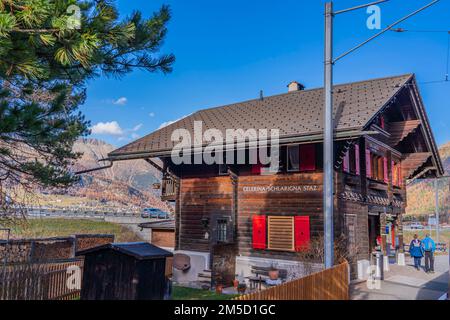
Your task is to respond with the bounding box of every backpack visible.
[424,238,433,251]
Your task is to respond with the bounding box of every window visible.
[267,216,294,251]
[367,152,388,183]
[392,161,402,187]
[252,215,310,252]
[217,219,228,242]
[343,144,360,175]
[218,164,228,175]
[286,144,316,172]
[287,145,300,172]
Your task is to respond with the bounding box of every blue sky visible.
[82,0,450,147]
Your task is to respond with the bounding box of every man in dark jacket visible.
[409,234,423,271]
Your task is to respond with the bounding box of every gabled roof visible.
[76,242,173,260]
[108,74,413,160]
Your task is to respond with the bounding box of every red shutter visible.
[251,163,262,175]
[295,216,310,251]
[299,144,316,171]
[355,144,360,175]
[383,157,389,183]
[380,116,385,129]
[365,149,372,178]
[391,161,396,186]
[343,151,349,173]
[252,215,266,249]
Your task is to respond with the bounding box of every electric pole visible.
[323,2,334,269]
[435,178,440,243]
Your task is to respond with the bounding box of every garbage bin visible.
[373,251,384,281]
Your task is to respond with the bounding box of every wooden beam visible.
[401,152,431,178]
[388,120,421,146]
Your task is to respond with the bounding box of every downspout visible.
[228,167,239,244]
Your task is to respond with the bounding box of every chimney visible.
[287,81,305,92]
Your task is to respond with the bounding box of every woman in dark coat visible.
[409,234,424,270]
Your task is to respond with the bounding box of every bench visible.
[247,266,287,291]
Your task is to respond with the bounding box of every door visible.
[368,214,381,253]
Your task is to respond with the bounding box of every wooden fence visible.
[234,261,349,300]
[0,259,84,300]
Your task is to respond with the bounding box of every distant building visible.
[108,74,443,282]
[139,220,175,250]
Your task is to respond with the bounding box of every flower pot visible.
[233,279,239,288]
[215,285,223,294]
[268,269,279,280]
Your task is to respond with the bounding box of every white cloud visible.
[113,97,128,106]
[131,133,140,139]
[91,121,124,136]
[158,114,190,129]
[149,112,155,117]
[132,123,143,132]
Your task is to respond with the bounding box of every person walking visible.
[421,234,436,273]
[409,234,423,271]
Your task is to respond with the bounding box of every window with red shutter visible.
[383,157,389,183]
[343,150,350,173]
[355,144,360,175]
[392,161,396,186]
[299,144,316,171]
[252,215,266,249]
[294,216,310,251]
[365,149,372,178]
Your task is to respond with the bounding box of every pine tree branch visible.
[12,28,59,34]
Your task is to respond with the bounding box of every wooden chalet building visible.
[108,74,443,282]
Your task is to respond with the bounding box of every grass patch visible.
[8,218,143,243]
[172,286,238,300]
[403,229,450,244]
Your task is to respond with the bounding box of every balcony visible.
[161,177,178,201]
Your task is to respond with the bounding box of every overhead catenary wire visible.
[391,27,450,84]
[446,32,450,81]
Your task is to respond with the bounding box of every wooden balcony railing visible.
[161,177,177,201]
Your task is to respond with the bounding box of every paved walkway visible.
[351,255,449,300]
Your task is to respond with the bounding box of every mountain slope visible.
[406,142,449,217]
[73,138,161,191]
[36,139,172,213]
